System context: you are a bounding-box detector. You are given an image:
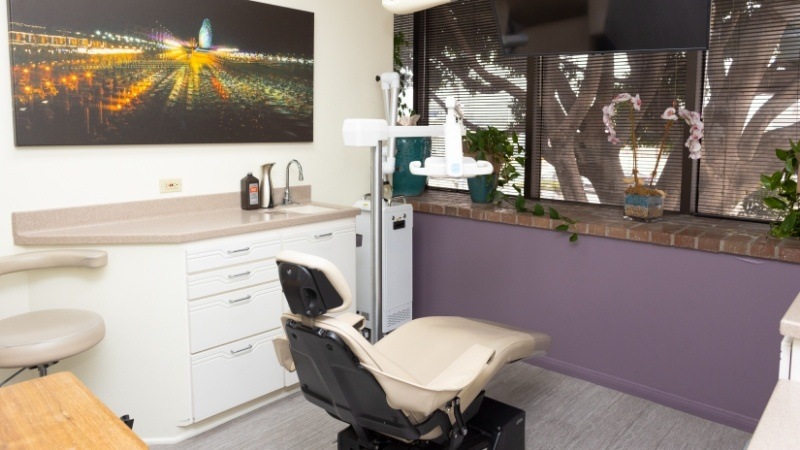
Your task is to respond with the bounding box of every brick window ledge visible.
[407,191,800,265]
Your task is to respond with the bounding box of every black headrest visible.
[278,260,344,318]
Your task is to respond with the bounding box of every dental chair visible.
[0,250,107,387]
[272,250,551,449]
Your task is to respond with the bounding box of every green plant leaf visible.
[532,203,545,216]
[764,196,788,210]
[776,148,790,161]
[780,211,798,234]
[770,171,783,190]
[760,174,774,190]
[514,195,526,211]
[549,207,561,219]
[786,157,797,175]
[569,233,579,242]
[555,224,569,232]
[784,179,797,195]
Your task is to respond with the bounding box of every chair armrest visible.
[0,250,107,276]
[363,343,495,417]
[335,312,367,331]
[272,337,295,372]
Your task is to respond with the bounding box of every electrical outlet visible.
[159,178,182,193]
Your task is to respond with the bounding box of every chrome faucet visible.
[283,159,304,205]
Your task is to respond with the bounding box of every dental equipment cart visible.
[354,198,413,339]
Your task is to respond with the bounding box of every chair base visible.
[337,397,525,450]
[0,361,58,388]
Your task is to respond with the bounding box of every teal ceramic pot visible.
[467,173,498,203]
[393,137,431,197]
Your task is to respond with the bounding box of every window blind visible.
[698,0,800,220]
[417,0,527,193]
[535,52,688,209]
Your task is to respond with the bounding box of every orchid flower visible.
[603,94,705,189]
[661,107,678,121]
[631,94,642,111]
[686,138,702,159]
[612,93,632,104]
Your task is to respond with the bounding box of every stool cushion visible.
[0,309,105,368]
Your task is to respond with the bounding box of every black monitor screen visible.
[493,0,711,56]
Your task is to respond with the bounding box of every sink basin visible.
[277,204,338,214]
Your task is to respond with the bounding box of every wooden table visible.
[0,372,147,449]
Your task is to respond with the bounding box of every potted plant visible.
[760,139,800,238]
[602,93,703,221]
[464,126,519,203]
[465,126,578,241]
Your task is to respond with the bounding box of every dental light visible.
[342,69,491,343]
[382,0,454,15]
[343,72,492,178]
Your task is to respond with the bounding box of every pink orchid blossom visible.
[604,95,705,188]
[686,138,702,159]
[612,93,632,104]
[631,94,642,111]
[661,107,678,121]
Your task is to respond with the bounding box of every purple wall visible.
[412,213,800,432]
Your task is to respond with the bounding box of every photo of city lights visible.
[8,0,314,146]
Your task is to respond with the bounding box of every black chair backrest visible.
[278,261,344,318]
[283,319,454,446]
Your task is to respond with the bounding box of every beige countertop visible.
[12,188,359,245]
[780,291,800,340]
[748,379,800,449]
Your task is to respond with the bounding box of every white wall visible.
[0,1,392,311]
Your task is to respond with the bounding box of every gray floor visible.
[153,363,752,450]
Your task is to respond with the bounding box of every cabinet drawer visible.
[186,236,281,274]
[187,260,277,300]
[190,330,284,422]
[189,283,284,354]
[281,219,355,247]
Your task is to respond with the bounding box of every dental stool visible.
[273,250,551,450]
[0,250,107,387]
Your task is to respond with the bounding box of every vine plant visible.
[465,127,579,242]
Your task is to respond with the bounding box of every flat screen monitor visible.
[492,0,711,56]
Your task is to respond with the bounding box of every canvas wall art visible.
[8,0,314,146]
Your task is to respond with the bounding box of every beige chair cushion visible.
[374,316,550,423]
[0,309,106,368]
[280,312,550,424]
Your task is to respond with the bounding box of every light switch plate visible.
[160,178,182,193]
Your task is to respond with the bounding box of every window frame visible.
[401,0,799,223]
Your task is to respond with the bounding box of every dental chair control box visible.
[354,200,413,336]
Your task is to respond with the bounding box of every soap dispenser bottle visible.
[260,163,275,209]
[240,172,260,210]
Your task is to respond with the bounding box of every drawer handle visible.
[228,295,252,304]
[227,271,251,279]
[226,247,251,255]
[314,232,333,239]
[230,344,253,355]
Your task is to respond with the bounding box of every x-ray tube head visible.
[382,0,453,14]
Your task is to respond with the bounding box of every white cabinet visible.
[183,218,356,423]
[190,330,285,422]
